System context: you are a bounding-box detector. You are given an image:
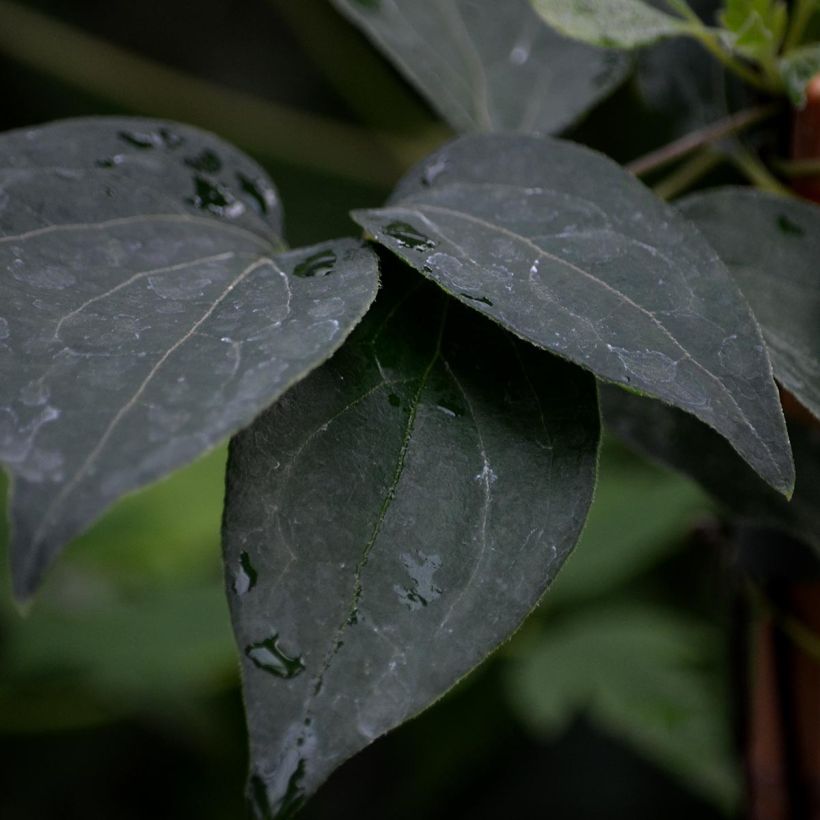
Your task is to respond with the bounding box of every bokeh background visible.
[0,1,745,817]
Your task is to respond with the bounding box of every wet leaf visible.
[222,274,599,818]
[679,188,820,420]
[353,133,793,495]
[506,602,739,810]
[331,0,629,134]
[601,385,820,551]
[0,118,380,599]
[529,0,696,48]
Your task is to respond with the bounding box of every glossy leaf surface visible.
[222,274,599,818]
[353,133,794,495]
[331,0,629,133]
[529,0,695,48]
[679,189,819,420]
[0,118,380,599]
[601,385,820,551]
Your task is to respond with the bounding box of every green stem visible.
[626,104,779,176]
[784,0,817,52]
[0,0,425,186]
[652,149,724,200]
[729,144,794,195]
[774,156,820,176]
[693,29,778,92]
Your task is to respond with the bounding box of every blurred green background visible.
[0,1,743,817]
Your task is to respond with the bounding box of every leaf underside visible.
[353,133,794,495]
[0,118,380,599]
[679,189,820,421]
[222,272,599,818]
[331,0,629,134]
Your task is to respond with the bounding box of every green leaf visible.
[331,0,629,133]
[720,0,787,59]
[678,188,820,421]
[506,603,740,810]
[600,385,820,551]
[352,133,794,496]
[529,0,696,48]
[222,273,599,818]
[0,117,380,600]
[547,436,711,606]
[780,43,820,106]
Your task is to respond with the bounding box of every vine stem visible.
[626,104,779,177]
[729,143,795,196]
[651,148,723,200]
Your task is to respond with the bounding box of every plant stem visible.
[0,0,431,186]
[729,144,795,195]
[693,29,779,92]
[626,104,779,176]
[774,156,820,176]
[652,148,724,200]
[784,0,817,53]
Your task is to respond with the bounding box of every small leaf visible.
[353,133,794,495]
[600,385,820,551]
[331,0,629,133]
[529,0,696,48]
[679,188,820,421]
[720,0,787,60]
[780,43,820,106]
[0,118,380,599]
[506,603,740,810]
[222,273,599,817]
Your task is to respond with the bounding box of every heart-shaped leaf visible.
[0,118,380,599]
[678,188,820,421]
[331,0,629,134]
[352,133,794,495]
[529,0,697,48]
[222,272,599,818]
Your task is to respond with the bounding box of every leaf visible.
[506,603,740,810]
[352,133,794,495]
[678,188,820,421]
[331,0,629,134]
[529,0,696,48]
[600,385,820,551]
[780,43,820,106]
[222,273,599,818]
[0,117,380,600]
[547,436,711,606]
[720,0,787,60]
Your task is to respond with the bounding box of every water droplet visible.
[237,172,277,215]
[394,552,442,611]
[777,214,804,236]
[118,128,184,150]
[384,221,435,251]
[460,292,493,307]
[184,149,222,173]
[250,760,306,820]
[233,551,258,596]
[186,175,245,218]
[387,393,401,408]
[292,249,336,278]
[245,632,305,678]
[509,44,530,65]
[347,608,360,625]
[95,154,126,169]
[421,157,448,186]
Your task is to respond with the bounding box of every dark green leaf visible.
[331,0,629,133]
[0,118,380,599]
[600,385,820,551]
[780,43,820,107]
[506,603,739,809]
[679,188,820,421]
[222,274,599,818]
[529,0,696,48]
[353,133,794,495]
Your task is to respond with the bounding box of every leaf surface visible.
[529,0,696,48]
[222,274,599,818]
[679,188,819,420]
[0,118,380,599]
[780,43,820,106]
[331,0,629,133]
[601,385,820,551]
[353,133,794,494]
